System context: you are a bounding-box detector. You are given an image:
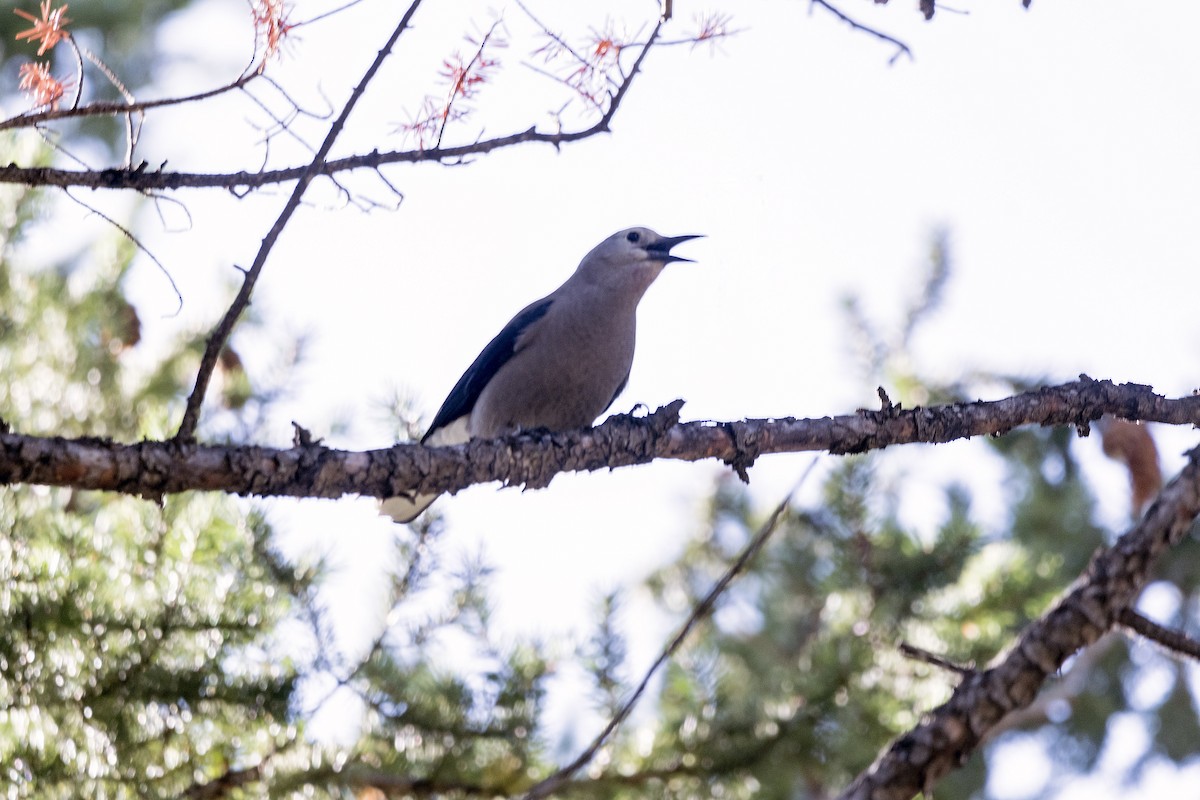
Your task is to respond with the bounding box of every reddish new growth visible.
[573,28,622,104]
[691,12,733,46]
[251,0,292,63]
[401,21,506,150]
[590,35,620,63]
[13,0,72,56]
[440,49,499,106]
[17,61,67,110]
[532,21,629,110]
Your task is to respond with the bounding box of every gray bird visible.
[382,227,701,522]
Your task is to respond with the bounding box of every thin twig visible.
[75,40,141,165]
[62,187,183,313]
[810,0,913,64]
[291,0,371,29]
[173,0,427,442]
[516,0,594,71]
[435,18,506,149]
[592,16,665,131]
[522,464,812,800]
[0,73,260,132]
[63,33,84,110]
[1118,607,1200,662]
[899,641,974,677]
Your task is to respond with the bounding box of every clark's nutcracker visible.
[382,227,700,523]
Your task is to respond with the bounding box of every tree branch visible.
[0,12,673,194]
[0,377,1197,503]
[838,438,1200,799]
[173,1,426,442]
[1118,607,1200,662]
[0,118,632,193]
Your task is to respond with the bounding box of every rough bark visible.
[0,377,1195,503]
[839,441,1200,800]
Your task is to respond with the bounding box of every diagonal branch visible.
[810,0,913,64]
[173,0,427,443]
[1117,607,1200,662]
[0,377,1197,503]
[837,441,1200,799]
[523,483,801,799]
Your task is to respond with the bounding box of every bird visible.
[381,227,701,523]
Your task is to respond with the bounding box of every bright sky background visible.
[21,0,1200,795]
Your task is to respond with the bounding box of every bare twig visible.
[290,0,371,29]
[899,641,974,677]
[434,18,507,148]
[516,0,593,70]
[810,0,913,64]
[63,33,84,110]
[0,73,260,132]
[523,479,804,799]
[62,187,183,313]
[70,36,141,165]
[1118,607,1200,662]
[173,1,427,442]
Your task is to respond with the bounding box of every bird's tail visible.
[380,492,438,523]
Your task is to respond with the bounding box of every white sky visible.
[16,0,1200,794]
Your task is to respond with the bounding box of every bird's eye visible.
[626,231,641,243]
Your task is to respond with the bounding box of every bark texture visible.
[839,442,1200,799]
[0,377,1196,503]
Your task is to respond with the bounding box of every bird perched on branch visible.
[382,227,701,522]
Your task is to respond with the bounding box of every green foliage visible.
[581,235,1200,800]
[0,132,559,797]
[616,463,981,798]
[601,416,1195,799]
[0,133,302,798]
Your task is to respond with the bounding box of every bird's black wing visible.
[421,297,554,443]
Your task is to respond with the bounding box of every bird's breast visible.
[469,301,637,437]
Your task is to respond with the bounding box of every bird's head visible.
[576,227,702,294]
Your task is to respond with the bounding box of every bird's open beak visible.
[648,234,703,264]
